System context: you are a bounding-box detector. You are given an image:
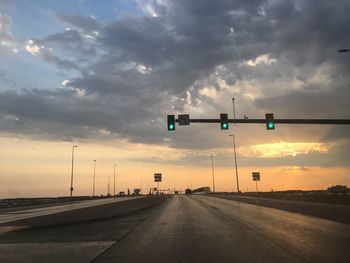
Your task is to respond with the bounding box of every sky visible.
[0,0,349,198]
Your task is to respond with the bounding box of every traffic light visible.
[220,113,229,130]
[265,113,275,130]
[167,115,175,131]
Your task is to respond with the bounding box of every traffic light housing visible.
[167,115,175,131]
[265,113,275,130]
[220,113,229,130]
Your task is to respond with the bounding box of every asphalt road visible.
[1,195,349,263]
[0,196,144,225]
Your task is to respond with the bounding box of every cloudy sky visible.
[0,0,349,197]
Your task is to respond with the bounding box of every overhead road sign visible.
[178,114,190,125]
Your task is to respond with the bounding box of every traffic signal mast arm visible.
[176,118,350,125]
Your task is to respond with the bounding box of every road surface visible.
[1,195,349,263]
[210,194,350,224]
[0,196,144,225]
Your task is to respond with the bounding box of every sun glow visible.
[239,142,329,158]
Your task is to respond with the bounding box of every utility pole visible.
[70,145,78,198]
[209,155,216,192]
[92,160,96,197]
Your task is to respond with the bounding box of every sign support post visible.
[154,173,162,195]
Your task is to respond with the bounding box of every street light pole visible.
[209,155,216,192]
[92,160,96,197]
[114,164,117,196]
[108,176,110,196]
[229,135,240,193]
[232,98,237,120]
[70,145,78,198]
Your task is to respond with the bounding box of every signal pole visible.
[231,97,240,193]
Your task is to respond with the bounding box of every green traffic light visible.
[169,124,174,130]
[265,113,275,130]
[220,113,229,130]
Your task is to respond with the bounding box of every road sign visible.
[178,114,190,125]
[252,172,260,181]
[154,173,162,182]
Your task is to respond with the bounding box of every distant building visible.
[327,185,349,193]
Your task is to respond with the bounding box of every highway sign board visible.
[178,114,190,125]
[154,173,162,182]
[252,172,260,181]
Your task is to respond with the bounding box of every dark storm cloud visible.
[321,127,350,143]
[40,49,80,71]
[38,29,99,62]
[0,71,16,86]
[0,88,166,143]
[255,85,350,118]
[1,0,350,153]
[254,77,350,144]
[56,14,100,33]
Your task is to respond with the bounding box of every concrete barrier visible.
[1,195,169,228]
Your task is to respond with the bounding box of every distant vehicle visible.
[192,187,210,194]
[118,191,126,196]
[133,188,141,195]
[174,191,179,194]
[185,189,192,195]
